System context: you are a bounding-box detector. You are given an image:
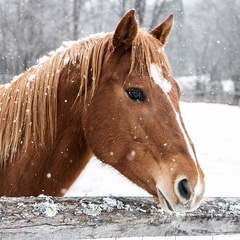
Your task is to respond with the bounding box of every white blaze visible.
[175,111,196,163]
[150,64,172,94]
[150,63,197,163]
[150,63,202,199]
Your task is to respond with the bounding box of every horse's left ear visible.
[113,9,138,51]
[150,14,174,46]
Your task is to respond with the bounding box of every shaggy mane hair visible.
[0,30,171,167]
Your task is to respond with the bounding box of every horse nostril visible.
[178,179,191,201]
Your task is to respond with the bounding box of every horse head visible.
[82,10,205,213]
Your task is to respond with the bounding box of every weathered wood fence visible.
[0,196,239,239]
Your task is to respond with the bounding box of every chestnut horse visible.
[0,10,204,213]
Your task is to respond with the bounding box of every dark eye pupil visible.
[126,88,146,102]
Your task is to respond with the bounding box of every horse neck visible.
[0,62,94,197]
[0,131,93,197]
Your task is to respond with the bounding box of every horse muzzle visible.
[156,176,205,213]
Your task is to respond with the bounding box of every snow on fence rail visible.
[0,196,240,239]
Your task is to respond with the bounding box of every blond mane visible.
[0,30,171,168]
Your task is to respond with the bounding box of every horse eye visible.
[126,88,146,102]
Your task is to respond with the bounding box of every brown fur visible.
[0,32,170,169]
[0,10,204,213]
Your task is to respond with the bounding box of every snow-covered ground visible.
[67,102,240,198]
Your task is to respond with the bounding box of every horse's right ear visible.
[150,14,174,46]
[112,9,138,51]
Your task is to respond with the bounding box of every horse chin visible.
[156,187,202,213]
[156,188,174,213]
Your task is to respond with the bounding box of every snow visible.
[182,102,240,198]
[80,197,126,217]
[176,75,210,91]
[63,55,70,65]
[32,195,65,217]
[176,75,235,93]
[80,31,108,42]
[28,74,36,82]
[37,55,49,65]
[222,79,234,92]
[67,102,240,199]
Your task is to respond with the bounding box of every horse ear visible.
[113,9,138,51]
[150,14,174,46]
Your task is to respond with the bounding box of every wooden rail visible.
[0,196,239,239]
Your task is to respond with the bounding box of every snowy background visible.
[1,0,240,102]
[67,102,240,199]
[1,0,239,239]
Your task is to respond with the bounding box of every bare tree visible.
[73,0,85,39]
[1,0,239,104]
[133,0,146,26]
[149,0,167,29]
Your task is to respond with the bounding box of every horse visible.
[0,10,204,213]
